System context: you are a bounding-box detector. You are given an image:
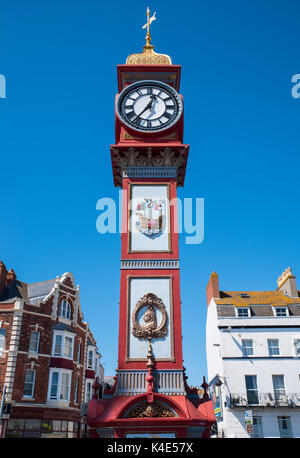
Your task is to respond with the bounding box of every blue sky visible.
[0,0,299,385]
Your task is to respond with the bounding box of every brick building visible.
[206,267,300,438]
[0,261,104,438]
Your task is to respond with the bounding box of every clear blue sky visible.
[0,0,299,385]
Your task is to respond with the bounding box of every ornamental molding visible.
[132,292,168,341]
[111,147,188,186]
[121,260,179,270]
[125,401,175,418]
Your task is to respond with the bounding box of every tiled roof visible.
[215,290,300,307]
[27,279,56,300]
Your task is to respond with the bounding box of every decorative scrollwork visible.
[132,292,168,341]
[125,401,175,418]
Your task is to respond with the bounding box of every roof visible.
[27,279,56,300]
[215,290,300,307]
[0,280,29,302]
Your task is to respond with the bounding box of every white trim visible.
[47,368,72,402]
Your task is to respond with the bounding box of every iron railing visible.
[230,392,300,408]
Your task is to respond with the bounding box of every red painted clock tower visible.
[87,9,215,438]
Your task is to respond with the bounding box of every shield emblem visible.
[135,198,166,237]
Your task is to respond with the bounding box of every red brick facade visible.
[0,263,103,438]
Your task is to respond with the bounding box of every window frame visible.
[0,328,5,354]
[293,339,300,357]
[48,368,72,402]
[245,374,259,405]
[273,307,289,317]
[278,416,293,438]
[236,307,250,318]
[268,339,280,356]
[59,300,72,320]
[272,374,286,400]
[85,380,93,403]
[252,416,264,438]
[87,348,94,370]
[29,330,40,353]
[52,332,74,360]
[242,339,254,357]
[23,369,36,398]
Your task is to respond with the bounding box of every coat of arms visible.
[135,198,166,237]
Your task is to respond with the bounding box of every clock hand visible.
[137,95,157,117]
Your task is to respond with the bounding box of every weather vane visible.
[142,6,156,48]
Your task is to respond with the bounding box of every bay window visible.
[52,332,74,359]
[48,369,71,402]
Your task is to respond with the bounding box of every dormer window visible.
[237,307,250,318]
[59,300,72,320]
[274,307,289,317]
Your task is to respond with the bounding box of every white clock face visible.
[117,80,183,133]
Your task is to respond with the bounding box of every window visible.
[5,419,79,438]
[74,377,79,404]
[86,381,93,402]
[237,308,250,317]
[48,369,71,402]
[23,369,36,398]
[242,339,253,357]
[87,349,93,369]
[294,339,300,357]
[275,307,288,317]
[59,300,72,320]
[60,373,70,400]
[245,375,259,405]
[268,339,280,356]
[252,417,263,438]
[50,372,59,399]
[64,336,73,359]
[77,343,81,363]
[278,416,293,438]
[52,333,74,359]
[0,329,5,353]
[272,375,286,400]
[54,335,62,356]
[29,331,40,353]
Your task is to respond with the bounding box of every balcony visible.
[230,393,300,408]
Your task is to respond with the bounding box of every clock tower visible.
[87,9,215,438]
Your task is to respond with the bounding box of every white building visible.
[206,268,300,438]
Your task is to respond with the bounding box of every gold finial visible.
[142,7,156,49]
[126,7,172,65]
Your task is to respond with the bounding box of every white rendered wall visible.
[206,299,300,438]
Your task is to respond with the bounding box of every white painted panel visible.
[130,185,170,252]
[128,277,172,359]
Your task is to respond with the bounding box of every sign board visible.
[245,410,253,424]
[246,424,253,435]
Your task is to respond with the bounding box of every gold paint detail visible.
[126,8,172,65]
[132,292,168,340]
[125,401,175,418]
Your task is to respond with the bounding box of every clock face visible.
[117,80,183,133]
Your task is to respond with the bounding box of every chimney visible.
[206,272,220,306]
[6,269,17,286]
[0,261,7,293]
[277,267,298,298]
